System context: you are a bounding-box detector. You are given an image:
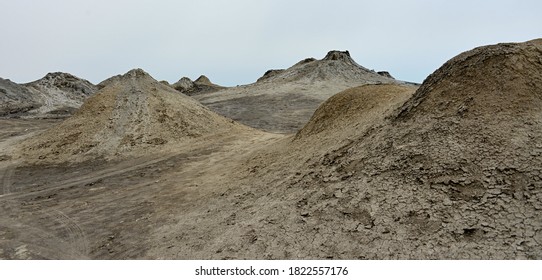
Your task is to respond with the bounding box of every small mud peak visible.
[98,69,155,89]
[323,50,352,61]
[173,75,223,96]
[33,72,92,88]
[124,68,152,79]
[42,72,77,81]
[194,75,212,85]
[255,49,395,87]
[173,77,194,89]
[178,77,193,83]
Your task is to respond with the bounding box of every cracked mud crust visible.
[1,40,541,259]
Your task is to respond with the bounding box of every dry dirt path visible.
[0,120,285,259]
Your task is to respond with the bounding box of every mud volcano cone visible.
[18,69,245,163]
[246,39,542,259]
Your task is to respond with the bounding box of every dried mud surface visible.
[1,125,281,259]
[194,50,402,133]
[1,40,542,260]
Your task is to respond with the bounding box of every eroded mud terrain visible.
[0,120,282,259]
[1,40,541,260]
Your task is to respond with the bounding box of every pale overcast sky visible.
[1,0,541,85]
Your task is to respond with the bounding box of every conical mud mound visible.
[397,39,542,120]
[172,75,224,96]
[255,50,395,85]
[1,72,96,118]
[24,72,97,116]
[289,39,542,258]
[195,50,406,133]
[192,40,542,259]
[17,69,246,163]
[296,84,416,139]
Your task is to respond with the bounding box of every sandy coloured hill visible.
[17,69,247,163]
[158,39,542,259]
[194,50,408,133]
[295,84,417,139]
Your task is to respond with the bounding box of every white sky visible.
[1,0,541,85]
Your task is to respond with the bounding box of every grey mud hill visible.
[24,72,97,117]
[0,78,39,117]
[0,73,97,118]
[156,39,542,259]
[1,39,541,260]
[194,50,405,133]
[17,69,248,163]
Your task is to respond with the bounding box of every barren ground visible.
[0,118,284,259]
[1,40,541,260]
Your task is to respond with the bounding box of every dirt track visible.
[0,119,283,259]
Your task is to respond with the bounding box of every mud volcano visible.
[18,69,246,163]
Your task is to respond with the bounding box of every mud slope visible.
[195,50,405,133]
[24,72,97,117]
[286,39,542,259]
[156,40,542,259]
[1,73,97,118]
[295,84,417,140]
[17,69,247,163]
[0,78,39,117]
